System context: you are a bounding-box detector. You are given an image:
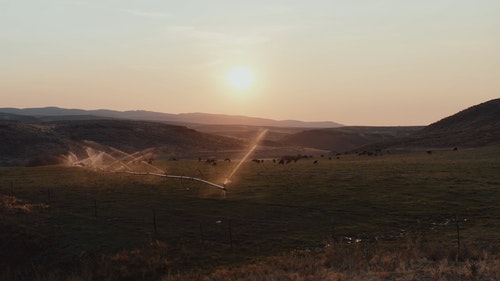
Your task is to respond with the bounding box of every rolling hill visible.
[0,121,68,166]
[1,98,498,166]
[403,98,500,147]
[271,98,500,152]
[279,126,423,152]
[0,119,245,167]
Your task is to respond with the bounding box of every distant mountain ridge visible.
[0,107,343,128]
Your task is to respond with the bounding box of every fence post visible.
[456,215,460,261]
[330,217,335,242]
[200,222,205,246]
[228,217,233,250]
[153,208,158,234]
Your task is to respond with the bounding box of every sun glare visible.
[226,66,254,91]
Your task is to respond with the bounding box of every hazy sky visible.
[1,1,499,125]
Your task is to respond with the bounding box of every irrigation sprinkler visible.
[223,129,268,185]
[64,128,268,195]
[106,129,267,193]
[112,171,227,192]
[64,146,228,193]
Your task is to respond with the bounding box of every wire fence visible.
[1,177,499,263]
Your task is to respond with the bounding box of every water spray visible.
[223,129,268,185]
[65,144,228,193]
[65,128,267,196]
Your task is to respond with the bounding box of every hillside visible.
[277,98,500,152]
[410,98,500,146]
[389,98,500,149]
[0,119,244,167]
[0,122,68,166]
[353,98,500,151]
[279,126,423,152]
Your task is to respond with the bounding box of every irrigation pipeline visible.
[112,170,227,191]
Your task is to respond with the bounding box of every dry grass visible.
[0,193,49,213]
[1,220,499,281]
[160,241,500,281]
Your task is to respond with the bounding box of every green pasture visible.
[1,145,500,273]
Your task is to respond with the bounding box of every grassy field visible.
[1,145,500,280]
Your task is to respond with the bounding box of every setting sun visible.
[226,66,255,91]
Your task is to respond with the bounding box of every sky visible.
[1,0,499,126]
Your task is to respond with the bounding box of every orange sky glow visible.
[1,1,499,125]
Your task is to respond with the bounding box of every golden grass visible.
[0,193,49,213]
[1,231,499,280]
[160,241,500,281]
